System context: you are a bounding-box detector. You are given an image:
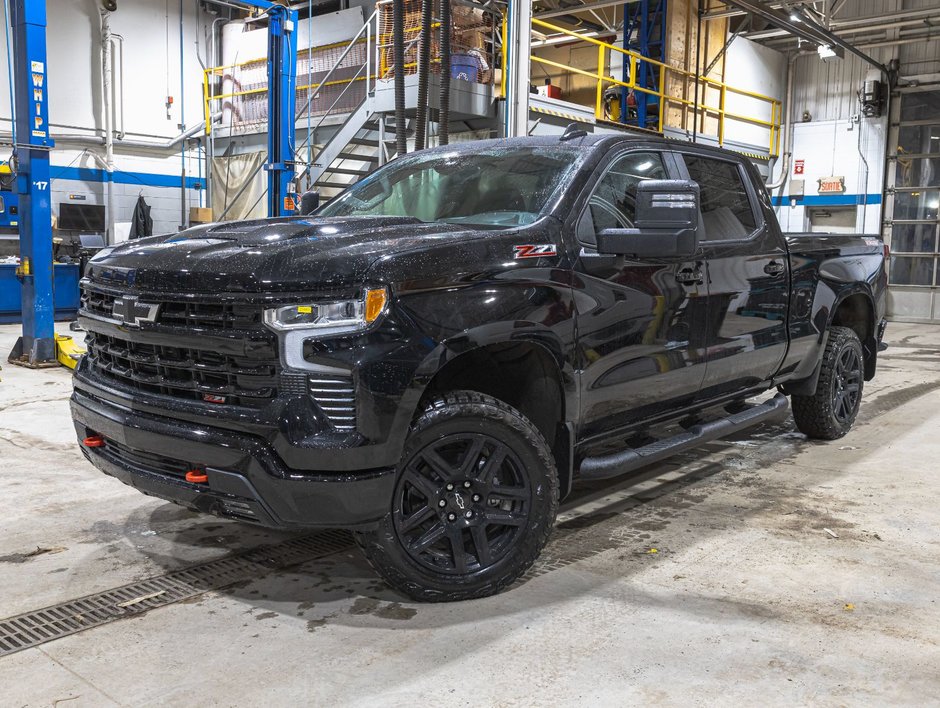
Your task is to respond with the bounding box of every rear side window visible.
[682,155,758,241]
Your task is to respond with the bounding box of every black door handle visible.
[764,261,786,277]
[675,267,704,285]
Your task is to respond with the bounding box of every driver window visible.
[581,151,667,244]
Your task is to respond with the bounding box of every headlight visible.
[263,287,388,333]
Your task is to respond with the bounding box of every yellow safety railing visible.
[203,37,379,136]
[509,18,781,157]
[203,20,442,136]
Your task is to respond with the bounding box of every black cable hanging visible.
[393,0,407,155]
[414,0,433,150]
[439,0,451,146]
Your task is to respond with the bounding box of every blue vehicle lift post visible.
[232,1,298,216]
[7,0,56,366]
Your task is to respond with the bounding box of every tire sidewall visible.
[363,396,558,600]
[825,331,864,434]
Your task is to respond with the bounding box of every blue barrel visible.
[451,53,480,82]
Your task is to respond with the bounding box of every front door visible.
[677,151,789,398]
[572,149,708,440]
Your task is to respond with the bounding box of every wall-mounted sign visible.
[794,159,805,175]
[818,176,846,194]
[69,194,87,201]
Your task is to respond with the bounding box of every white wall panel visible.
[0,0,214,237]
[723,38,786,150]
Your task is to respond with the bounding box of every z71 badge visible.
[513,244,557,259]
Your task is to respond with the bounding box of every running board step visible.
[578,394,790,481]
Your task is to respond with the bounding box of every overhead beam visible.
[718,0,889,74]
[534,0,639,20]
[702,0,816,21]
[744,7,940,41]
[713,0,837,49]
[787,6,890,74]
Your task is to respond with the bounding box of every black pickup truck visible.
[71,134,887,601]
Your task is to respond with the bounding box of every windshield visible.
[317,145,584,227]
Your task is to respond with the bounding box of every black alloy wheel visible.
[394,433,531,575]
[792,326,865,440]
[832,345,862,425]
[354,391,558,602]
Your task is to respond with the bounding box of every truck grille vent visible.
[308,375,357,432]
[81,288,261,330]
[100,440,191,480]
[85,331,278,408]
[279,371,309,396]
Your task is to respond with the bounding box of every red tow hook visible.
[83,435,106,448]
[185,470,209,484]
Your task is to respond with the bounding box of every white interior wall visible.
[771,116,886,235]
[224,7,368,61]
[722,38,786,152]
[769,42,893,236]
[0,0,215,237]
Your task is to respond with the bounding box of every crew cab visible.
[71,134,887,601]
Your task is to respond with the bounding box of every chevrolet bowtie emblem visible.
[112,295,160,327]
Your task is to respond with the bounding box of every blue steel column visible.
[8,0,55,365]
[265,5,298,217]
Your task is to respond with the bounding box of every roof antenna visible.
[559,123,588,141]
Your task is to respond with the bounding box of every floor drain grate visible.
[0,529,353,657]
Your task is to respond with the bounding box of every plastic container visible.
[451,53,480,83]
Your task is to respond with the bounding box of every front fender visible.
[382,275,578,464]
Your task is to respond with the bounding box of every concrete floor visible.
[1,322,939,706]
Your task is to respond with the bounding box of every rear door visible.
[571,148,709,439]
[676,151,789,398]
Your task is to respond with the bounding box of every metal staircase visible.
[309,104,389,197]
[289,4,495,199]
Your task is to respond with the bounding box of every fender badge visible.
[513,244,557,259]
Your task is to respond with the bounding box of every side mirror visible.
[299,190,320,216]
[595,179,700,257]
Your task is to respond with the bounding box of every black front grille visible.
[80,289,262,330]
[85,331,278,407]
[81,288,117,320]
[100,440,191,479]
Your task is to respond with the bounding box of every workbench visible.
[0,263,80,324]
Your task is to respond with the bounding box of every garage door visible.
[885,87,940,322]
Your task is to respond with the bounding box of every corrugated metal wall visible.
[791,47,892,122]
[790,0,940,122]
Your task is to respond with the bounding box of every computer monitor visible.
[58,203,106,232]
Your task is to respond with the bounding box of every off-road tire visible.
[792,326,865,440]
[354,391,559,602]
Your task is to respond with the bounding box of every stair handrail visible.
[295,16,428,181]
[296,53,373,167]
[294,8,380,123]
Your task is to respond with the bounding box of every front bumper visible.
[72,389,396,529]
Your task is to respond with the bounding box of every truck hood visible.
[85,216,476,293]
